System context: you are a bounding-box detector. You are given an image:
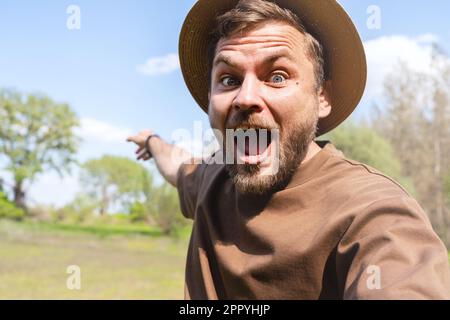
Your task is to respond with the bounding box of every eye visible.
[269,74,287,84]
[221,76,241,87]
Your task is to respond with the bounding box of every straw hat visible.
[179,0,367,136]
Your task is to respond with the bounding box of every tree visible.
[80,155,153,215]
[0,89,80,209]
[326,122,414,194]
[444,172,450,207]
[55,193,98,223]
[373,47,450,245]
[150,182,186,235]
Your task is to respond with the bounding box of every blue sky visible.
[0,0,449,206]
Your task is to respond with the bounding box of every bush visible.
[327,122,416,195]
[129,202,147,223]
[27,205,55,222]
[54,195,96,224]
[149,183,188,235]
[0,192,25,220]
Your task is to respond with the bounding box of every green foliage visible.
[149,183,187,235]
[0,191,25,220]
[54,194,97,224]
[372,50,450,246]
[129,201,147,223]
[0,89,80,207]
[326,122,415,194]
[25,221,163,238]
[80,155,153,215]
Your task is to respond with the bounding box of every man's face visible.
[208,21,330,195]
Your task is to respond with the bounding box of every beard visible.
[224,109,319,196]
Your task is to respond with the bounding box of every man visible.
[127,0,450,299]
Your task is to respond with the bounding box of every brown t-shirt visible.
[176,141,450,299]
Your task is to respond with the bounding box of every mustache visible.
[226,111,279,130]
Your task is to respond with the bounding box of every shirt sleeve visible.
[176,161,206,220]
[337,196,450,300]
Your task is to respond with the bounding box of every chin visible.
[226,162,285,195]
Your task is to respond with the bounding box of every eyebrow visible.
[213,51,296,69]
[213,55,236,68]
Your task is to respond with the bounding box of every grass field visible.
[1,219,449,300]
[0,220,191,299]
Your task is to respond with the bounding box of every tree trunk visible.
[99,185,108,216]
[13,180,26,210]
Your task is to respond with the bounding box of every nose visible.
[232,75,263,113]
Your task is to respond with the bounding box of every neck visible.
[301,140,322,165]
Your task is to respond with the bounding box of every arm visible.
[337,196,450,299]
[126,130,192,187]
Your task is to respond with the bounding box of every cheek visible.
[264,87,304,123]
[267,87,318,129]
[208,94,228,132]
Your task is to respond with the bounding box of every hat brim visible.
[179,0,367,136]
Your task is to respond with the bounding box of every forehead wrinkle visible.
[263,51,297,64]
[218,36,296,52]
[215,30,306,68]
[217,23,305,50]
[222,37,294,47]
[214,47,297,70]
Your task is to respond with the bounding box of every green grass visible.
[22,220,165,237]
[0,220,191,299]
[1,219,448,299]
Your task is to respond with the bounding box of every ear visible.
[318,80,332,119]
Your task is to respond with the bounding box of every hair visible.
[207,0,326,91]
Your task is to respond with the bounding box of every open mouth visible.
[232,127,273,165]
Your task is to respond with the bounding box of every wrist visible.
[145,134,161,157]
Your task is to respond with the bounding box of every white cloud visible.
[137,53,180,76]
[356,33,441,118]
[364,34,435,101]
[415,33,440,45]
[76,117,133,144]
